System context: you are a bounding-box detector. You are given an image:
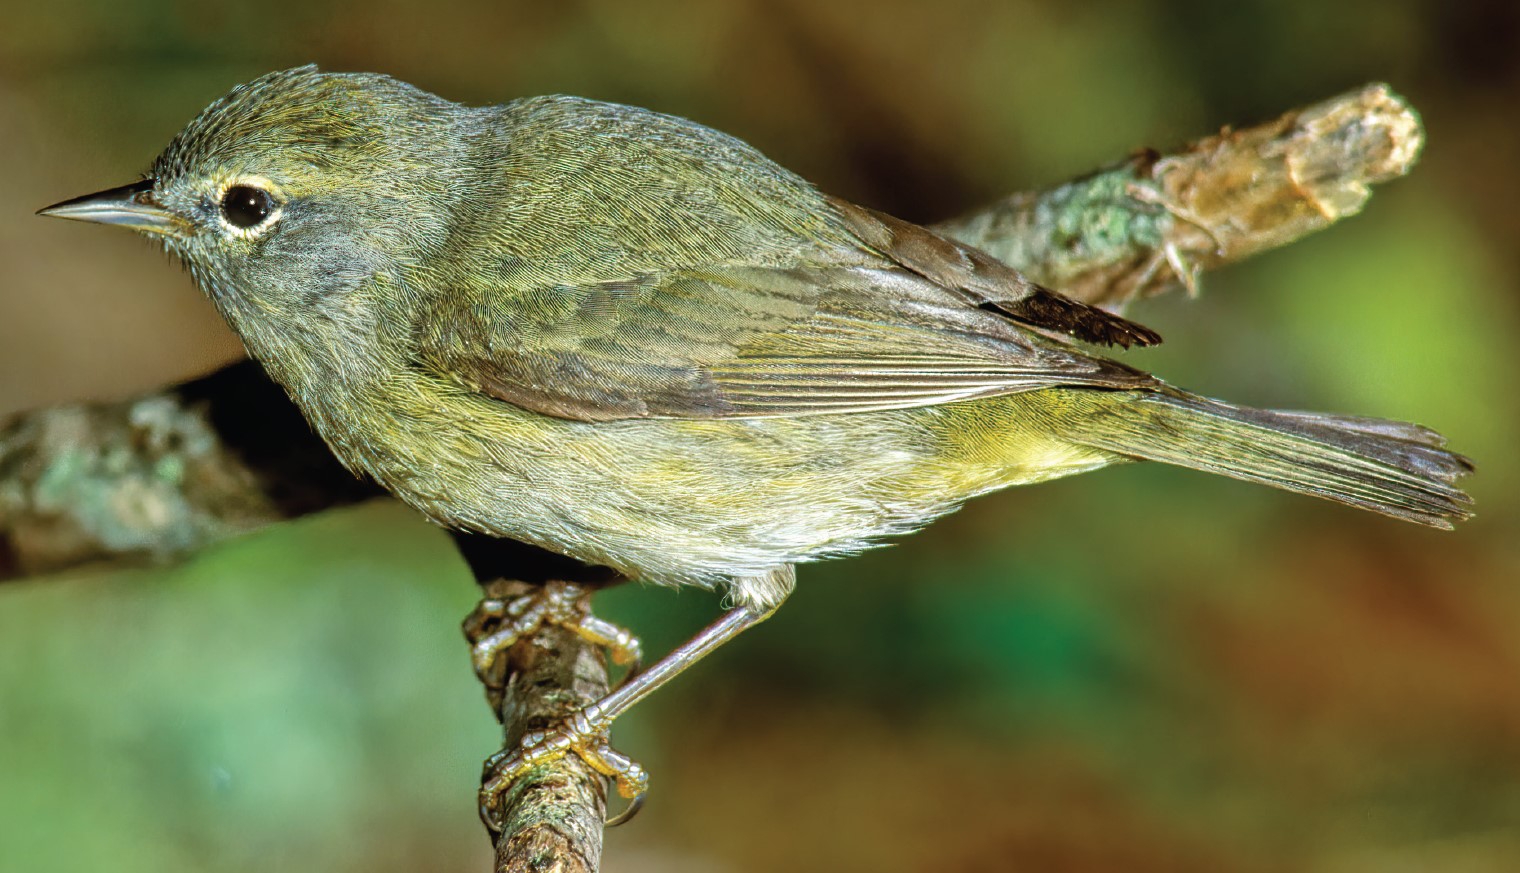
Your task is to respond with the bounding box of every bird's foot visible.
[466,580,786,831]
[479,705,649,831]
[462,579,643,695]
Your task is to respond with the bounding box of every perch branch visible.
[0,83,1426,873]
[465,578,611,873]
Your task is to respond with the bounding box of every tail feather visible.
[1049,391,1474,529]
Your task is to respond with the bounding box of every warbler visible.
[40,66,1472,823]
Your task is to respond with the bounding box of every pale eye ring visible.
[220,184,275,230]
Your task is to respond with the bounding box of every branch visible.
[932,83,1423,307]
[0,83,1427,872]
[0,362,379,579]
[466,578,610,873]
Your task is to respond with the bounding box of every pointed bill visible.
[37,179,182,236]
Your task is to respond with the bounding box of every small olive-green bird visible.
[41,66,1472,822]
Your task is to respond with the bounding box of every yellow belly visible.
[334,374,1120,588]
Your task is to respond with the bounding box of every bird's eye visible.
[220,184,275,229]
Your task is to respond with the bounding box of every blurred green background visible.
[3,1,1519,871]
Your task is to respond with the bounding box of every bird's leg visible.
[462,579,643,697]
[479,568,793,831]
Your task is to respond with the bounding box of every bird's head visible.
[39,65,461,369]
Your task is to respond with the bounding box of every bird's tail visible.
[1045,390,1474,529]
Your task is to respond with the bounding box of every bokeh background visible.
[3,1,1519,871]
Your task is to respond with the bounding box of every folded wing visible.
[414,233,1161,422]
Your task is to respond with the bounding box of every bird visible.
[38,65,1472,826]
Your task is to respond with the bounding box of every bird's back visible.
[437,95,859,291]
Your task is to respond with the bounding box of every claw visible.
[478,709,650,832]
[462,581,644,695]
[468,577,787,835]
[605,791,646,827]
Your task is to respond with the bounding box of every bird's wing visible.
[414,200,1162,422]
[823,197,1163,350]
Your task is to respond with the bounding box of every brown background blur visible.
[2,1,1518,871]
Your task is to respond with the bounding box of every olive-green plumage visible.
[43,66,1472,609]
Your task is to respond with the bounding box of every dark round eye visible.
[220,184,274,229]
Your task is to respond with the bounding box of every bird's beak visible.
[37,179,182,236]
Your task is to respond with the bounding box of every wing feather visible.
[406,99,1162,422]
[415,259,1157,421]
